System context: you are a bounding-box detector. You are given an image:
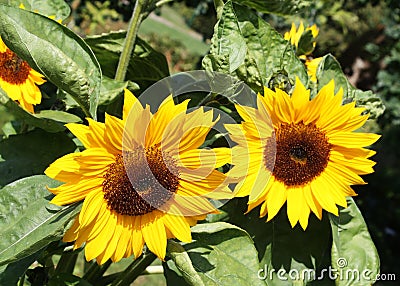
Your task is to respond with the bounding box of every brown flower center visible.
[265,122,331,187]
[103,145,180,216]
[0,49,30,84]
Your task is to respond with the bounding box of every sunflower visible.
[284,21,319,53]
[0,36,46,113]
[45,89,231,264]
[305,57,323,83]
[284,22,321,82]
[226,78,380,229]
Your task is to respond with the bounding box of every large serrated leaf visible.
[0,0,71,20]
[316,54,385,119]
[233,0,312,15]
[203,1,308,94]
[329,198,380,286]
[0,87,81,132]
[164,222,266,286]
[0,5,101,119]
[85,31,169,91]
[0,175,81,266]
[0,128,76,187]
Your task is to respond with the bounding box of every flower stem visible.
[54,251,79,274]
[82,260,112,284]
[110,253,157,286]
[114,0,147,81]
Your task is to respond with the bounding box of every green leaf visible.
[0,5,101,119]
[0,250,42,285]
[224,198,334,285]
[233,0,312,15]
[85,31,169,91]
[47,273,93,286]
[166,240,205,286]
[164,222,266,286]
[203,1,308,94]
[0,88,81,133]
[63,76,131,109]
[0,175,81,266]
[329,198,380,285]
[0,128,76,187]
[316,54,385,119]
[0,0,71,20]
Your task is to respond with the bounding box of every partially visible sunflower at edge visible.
[0,36,46,113]
[284,21,322,82]
[45,89,232,264]
[226,77,380,229]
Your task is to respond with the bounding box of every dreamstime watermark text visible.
[257,258,396,282]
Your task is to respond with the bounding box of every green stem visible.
[54,251,79,274]
[83,260,112,283]
[115,0,147,81]
[110,253,157,286]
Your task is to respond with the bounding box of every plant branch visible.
[110,253,157,286]
[114,0,147,81]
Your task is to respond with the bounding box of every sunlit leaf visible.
[0,175,81,266]
[203,1,308,94]
[0,0,71,20]
[330,198,380,285]
[164,222,266,286]
[0,5,101,119]
[63,76,131,109]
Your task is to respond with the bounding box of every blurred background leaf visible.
[233,0,312,15]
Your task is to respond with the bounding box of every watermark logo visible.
[257,257,396,282]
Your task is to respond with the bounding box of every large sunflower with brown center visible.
[226,78,380,229]
[45,90,231,264]
[0,36,45,113]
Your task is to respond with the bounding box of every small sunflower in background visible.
[0,36,46,113]
[45,89,231,264]
[284,21,319,55]
[284,21,322,82]
[226,77,380,229]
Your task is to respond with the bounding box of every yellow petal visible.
[141,212,167,260]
